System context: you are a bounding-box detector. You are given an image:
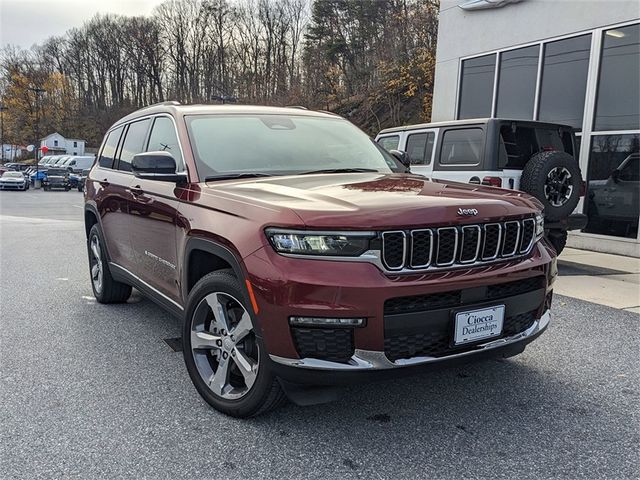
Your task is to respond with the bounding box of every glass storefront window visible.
[594,23,640,131]
[585,134,640,239]
[496,45,539,119]
[458,54,496,119]
[538,34,591,130]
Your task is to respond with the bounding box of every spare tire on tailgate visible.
[520,150,582,221]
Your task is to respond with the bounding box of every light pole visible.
[0,102,6,163]
[28,87,45,180]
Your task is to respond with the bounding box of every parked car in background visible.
[0,171,29,190]
[85,103,556,417]
[588,153,640,237]
[375,118,586,253]
[42,168,71,191]
[66,155,95,173]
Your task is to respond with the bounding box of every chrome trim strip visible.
[460,225,482,264]
[435,227,459,266]
[520,218,536,254]
[502,221,521,257]
[381,231,407,270]
[482,223,502,260]
[270,310,551,370]
[265,228,376,237]
[108,262,184,310]
[409,229,433,268]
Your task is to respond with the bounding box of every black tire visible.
[87,224,132,303]
[78,185,83,192]
[183,270,286,418]
[546,229,567,255]
[64,186,70,191]
[520,150,582,221]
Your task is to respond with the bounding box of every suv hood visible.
[205,173,541,229]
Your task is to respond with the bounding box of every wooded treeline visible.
[0,0,438,150]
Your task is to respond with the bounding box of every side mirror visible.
[132,151,186,183]
[390,149,411,170]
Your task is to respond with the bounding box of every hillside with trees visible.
[0,0,438,150]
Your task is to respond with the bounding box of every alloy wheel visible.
[544,166,573,207]
[189,292,259,400]
[89,235,103,294]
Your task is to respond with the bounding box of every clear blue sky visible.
[1,0,166,49]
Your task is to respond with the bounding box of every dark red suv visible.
[84,102,556,417]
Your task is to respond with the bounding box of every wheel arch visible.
[183,237,249,302]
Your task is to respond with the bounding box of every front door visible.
[126,116,184,304]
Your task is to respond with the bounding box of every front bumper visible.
[245,240,556,365]
[0,182,26,190]
[269,310,549,384]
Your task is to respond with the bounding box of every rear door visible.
[126,115,184,303]
[90,125,137,271]
[431,126,496,185]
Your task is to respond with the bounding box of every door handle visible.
[99,179,110,187]
[130,185,144,196]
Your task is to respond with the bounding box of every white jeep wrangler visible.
[376,118,587,253]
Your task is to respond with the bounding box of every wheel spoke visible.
[191,330,221,350]
[205,293,230,332]
[91,264,99,279]
[230,312,253,342]
[209,356,230,395]
[232,347,258,389]
[91,240,101,262]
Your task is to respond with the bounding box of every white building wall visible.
[432,0,640,121]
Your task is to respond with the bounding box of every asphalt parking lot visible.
[1,190,638,479]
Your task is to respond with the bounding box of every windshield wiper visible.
[299,168,380,175]
[204,172,274,181]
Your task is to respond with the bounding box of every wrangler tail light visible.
[482,176,502,188]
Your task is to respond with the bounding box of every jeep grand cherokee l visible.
[84,102,556,418]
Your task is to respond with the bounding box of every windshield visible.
[2,171,22,178]
[186,114,395,179]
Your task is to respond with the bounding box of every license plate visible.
[454,305,505,345]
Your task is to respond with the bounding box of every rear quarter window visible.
[439,128,483,166]
[98,127,123,169]
[406,132,435,165]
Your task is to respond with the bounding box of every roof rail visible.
[286,105,308,110]
[143,100,181,109]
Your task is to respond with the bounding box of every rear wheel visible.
[521,151,582,221]
[183,271,286,418]
[88,224,132,303]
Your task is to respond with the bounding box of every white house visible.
[40,132,86,156]
[431,0,639,257]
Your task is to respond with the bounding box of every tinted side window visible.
[377,135,399,151]
[406,132,435,165]
[98,127,123,169]
[440,128,483,165]
[458,54,496,119]
[538,34,591,130]
[147,117,184,170]
[118,119,151,172]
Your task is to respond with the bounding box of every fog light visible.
[289,316,366,328]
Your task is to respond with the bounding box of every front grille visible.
[381,217,536,272]
[384,309,539,361]
[384,276,545,315]
[291,327,354,363]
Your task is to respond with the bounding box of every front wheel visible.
[183,271,286,417]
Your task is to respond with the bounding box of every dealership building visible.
[432,0,639,256]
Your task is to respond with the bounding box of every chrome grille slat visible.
[380,217,536,272]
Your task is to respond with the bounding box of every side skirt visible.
[109,262,184,319]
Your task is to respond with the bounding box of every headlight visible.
[266,229,374,256]
[535,213,544,240]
